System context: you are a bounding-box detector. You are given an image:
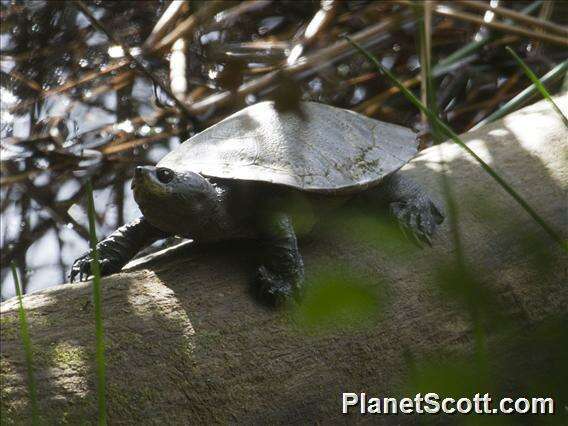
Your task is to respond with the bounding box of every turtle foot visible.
[69,252,123,283]
[254,265,301,307]
[390,197,444,246]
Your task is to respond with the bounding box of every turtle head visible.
[132,166,223,235]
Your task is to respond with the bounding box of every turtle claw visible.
[396,220,421,248]
[390,198,443,247]
[70,253,92,283]
[69,252,123,283]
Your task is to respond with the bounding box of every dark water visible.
[1,0,566,299]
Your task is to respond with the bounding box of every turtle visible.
[70,101,444,305]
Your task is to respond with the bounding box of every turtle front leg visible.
[366,173,445,245]
[70,217,167,282]
[255,213,304,306]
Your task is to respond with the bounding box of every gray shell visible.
[158,101,417,194]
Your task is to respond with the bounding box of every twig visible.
[457,0,567,37]
[17,178,91,241]
[356,77,421,116]
[143,0,188,50]
[9,60,129,114]
[152,1,228,52]
[170,38,188,100]
[433,0,542,71]
[213,0,272,24]
[74,0,195,119]
[287,0,339,65]
[288,12,410,75]
[76,109,170,144]
[3,70,41,91]
[419,1,434,126]
[186,12,412,113]
[433,3,568,47]
[100,131,178,155]
[1,219,53,270]
[462,73,520,129]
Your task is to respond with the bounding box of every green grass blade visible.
[433,38,487,74]
[10,261,40,425]
[85,180,107,425]
[346,37,566,251]
[472,60,568,130]
[506,47,568,128]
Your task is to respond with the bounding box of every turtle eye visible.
[156,168,174,184]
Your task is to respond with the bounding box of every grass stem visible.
[85,180,107,425]
[506,47,568,128]
[10,261,40,425]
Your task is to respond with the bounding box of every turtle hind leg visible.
[362,173,444,246]
[254,212,304,307]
